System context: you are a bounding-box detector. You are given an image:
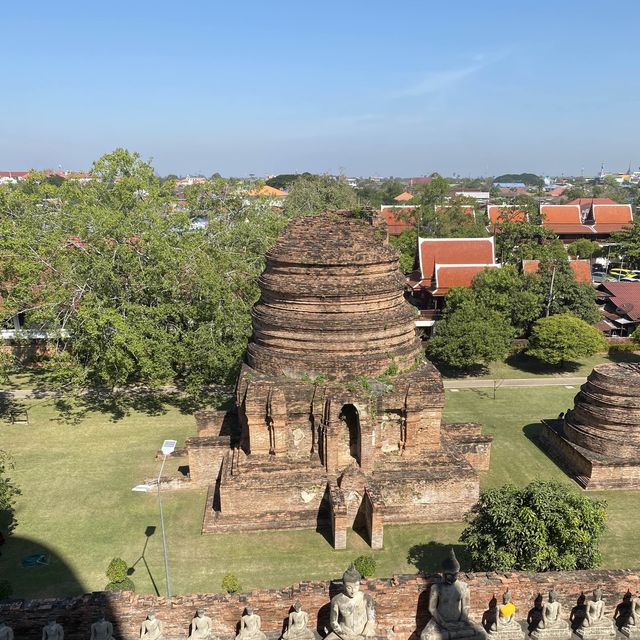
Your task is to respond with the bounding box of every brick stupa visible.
[187,212,492,548]
[542,363,640,489]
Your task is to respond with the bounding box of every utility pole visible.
[546,266,556,317]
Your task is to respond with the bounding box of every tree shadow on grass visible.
[607,349,640,364]
[49,388,233,424]
[433,363,490,379]
[407,541,468,575]
[503,353,582,375]
[0,535,133,640]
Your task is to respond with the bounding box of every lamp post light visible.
[132,438,177,599]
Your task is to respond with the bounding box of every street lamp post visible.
[132,439,176,599]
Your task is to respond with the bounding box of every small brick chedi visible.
[542,363,640,490]
[187,212,492,548]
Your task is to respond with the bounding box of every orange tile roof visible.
[433,264,500,295]
[393,191,414,202]
[249,185,288,197]
[379,206,417,235]
[547,187,566,197]
[541,204,581,224]
[417,237,495,285]
[566,198,617,205]
[592,204,633,224]
[521,259,592,284]
[487,206,527,224]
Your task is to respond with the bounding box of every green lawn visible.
[441,349,640,380]
[2,386,638,599]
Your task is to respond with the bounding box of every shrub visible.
[222,573,242,594]
[105,576,135,592]
[106,557,128,583]
[460,481,607,572]
[527,314,607,365]
[0,580,13,600]
[353,555,377,578]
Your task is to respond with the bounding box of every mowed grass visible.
[441,349,640,380]
[2,385,639,599]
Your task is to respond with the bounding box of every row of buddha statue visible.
[1,551,639,640]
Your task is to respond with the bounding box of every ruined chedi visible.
[187,211,492,548]
[542,363,640,489]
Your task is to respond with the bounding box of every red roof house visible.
[394,191,414,202]
[592,204,633,233]
[413,237,497,296]
[521,259,592,284]
[379,205,417,235]
[487,205,527,225]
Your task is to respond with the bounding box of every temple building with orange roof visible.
[408,237,499,332]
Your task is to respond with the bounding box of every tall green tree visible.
[526,314,607,365]
[460,481,607,571]
[0,149,290,392]
[611,220,640,268]
[427,288,515,370]
[284,174,357,217]
[471,266,540,333]
[531,259,601,324]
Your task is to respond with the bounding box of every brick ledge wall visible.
[1,569,639,640]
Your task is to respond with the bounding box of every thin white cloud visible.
[392,64,483,98]
[392,51,509,98]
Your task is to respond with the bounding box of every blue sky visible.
[1,0,639,177]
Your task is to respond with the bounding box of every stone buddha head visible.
[343,564,363,598]
[148,610,157,621]
[442,549,461,585]
[293,601,302,613]
[593,588,603,602]
[503,590,512,605]
[548,590,558,603]
[245,606,254,616]
[196,609,205,618]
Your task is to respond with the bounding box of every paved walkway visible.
[444,376,586,389]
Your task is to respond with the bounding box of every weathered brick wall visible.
[2,570,638,640]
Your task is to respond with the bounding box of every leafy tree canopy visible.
[284,174,357,217]
[470,265,540,333]
[460,481,607,572]
[388,229,417,273]
[531,259,601,324]
[265,173,313,190]
[0,149,291,393]
[567,239,600,259]
[527,314,607,365]
[611,220,640,268]
[427,288,515,369]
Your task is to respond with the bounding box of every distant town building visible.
[393,191,414,202]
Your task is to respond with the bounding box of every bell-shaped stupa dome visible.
[564,363,640,458]
[246,212,423,381]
